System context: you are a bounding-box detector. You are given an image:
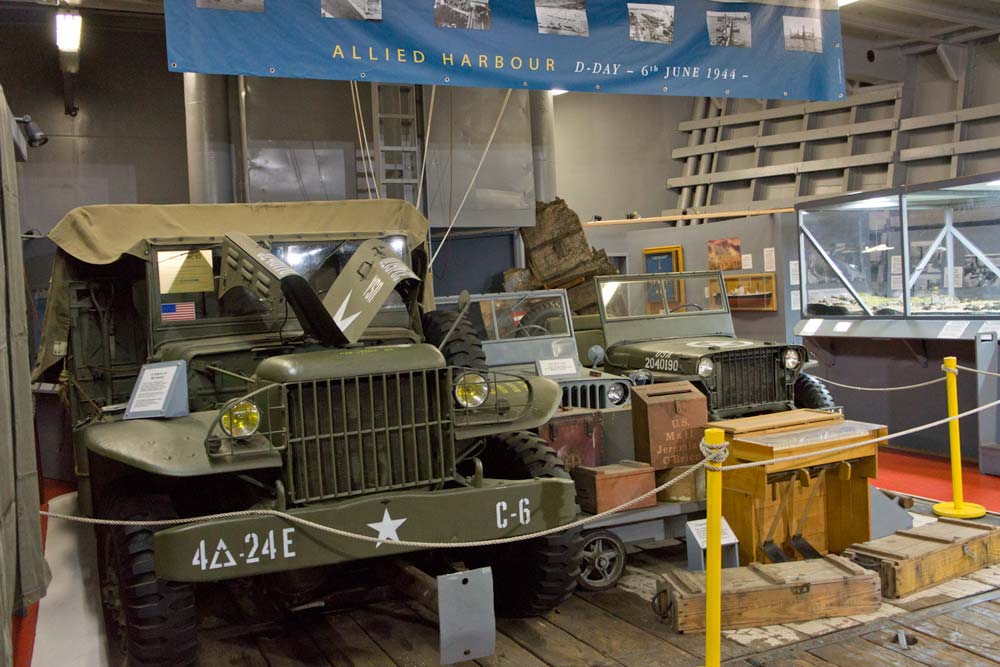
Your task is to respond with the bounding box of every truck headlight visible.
[784,349,801,370]
[221,400,261,438]
[628,369,653,386]
[697,358,715,378]
[607,382,629,405]
[454,372,490,408]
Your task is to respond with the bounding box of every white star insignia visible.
[367,508,407,548]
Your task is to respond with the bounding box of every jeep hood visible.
[609,336,785,359]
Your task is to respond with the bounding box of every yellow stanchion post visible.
[933,357,986,519]
[703,427,724,667]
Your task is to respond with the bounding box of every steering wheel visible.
[671,303,704,313]
[514,323,551,338]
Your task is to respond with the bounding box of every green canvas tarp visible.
[0,86,48,666]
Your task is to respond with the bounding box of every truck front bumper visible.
[154,478,577,582]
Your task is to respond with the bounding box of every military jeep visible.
[34,201,582,666]
[579,271,834,420]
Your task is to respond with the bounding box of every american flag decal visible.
[161,302,196,322]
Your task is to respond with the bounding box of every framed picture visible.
[643,245,684,312]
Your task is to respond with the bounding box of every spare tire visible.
[421,310,487,369]
[794,373,836,410]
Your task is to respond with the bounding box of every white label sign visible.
[688,518,739,549]
[800,318,823,336]
[890,273,903,291]
[890,255,902,274]
[789,261,800,286]
[129,365,178,413]
[741,253,753,270]
[790,290,800,311]
[952,267,964,287]
[537,358,578,377]
[763,247,776,273]
[938,321,970,340]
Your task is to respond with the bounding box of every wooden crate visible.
[843,518,1000,599]
[632,382,708,470]
[570,461,657,514]
[656,555,881,633]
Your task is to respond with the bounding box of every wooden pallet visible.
[844,518,1000,599]
[655,554,881,633]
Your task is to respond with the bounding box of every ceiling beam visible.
[841,14,946,44]
[863,0,1000,31]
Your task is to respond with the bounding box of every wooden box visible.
[571,461,657,514]
[844,518,1000,599]
[537,408,602,472]
[656,555,881,633]
[655,465,706,503]
[631,382,708,470]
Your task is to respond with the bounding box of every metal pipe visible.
[529,90,558,203]
[183,73,234,203]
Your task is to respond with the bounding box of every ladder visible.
[364,83,422,205]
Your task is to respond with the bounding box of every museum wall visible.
[552,92,693,222]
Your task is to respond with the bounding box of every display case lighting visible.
[56,9,82,53]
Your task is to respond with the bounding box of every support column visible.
[183,73,235,204]
[529,90,557,203]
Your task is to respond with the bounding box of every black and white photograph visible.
[627,3,674,45]
[196,0,264,11]
[783,15,823,53]
[706,11,751,48]
[535,0,590,37]
[434,0,492,30]
[321,0,382,21]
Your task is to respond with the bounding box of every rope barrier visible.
[818,376,946,392]
[41,365,1000,547]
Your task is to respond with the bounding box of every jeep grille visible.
[284,370,455,504]
[560,379,628,409]
[714,349,789,411]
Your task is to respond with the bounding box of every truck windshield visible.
[459,294,571,341]
[155,236,409,327]
[600,274,728,320]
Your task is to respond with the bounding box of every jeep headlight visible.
[697,357,715,378]
[784,349,801,370]
[221,400,261,438]
[628,369,653,386]
[454,372,490,408]
[607,382,629,405]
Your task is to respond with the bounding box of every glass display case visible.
[798,173,1000,318]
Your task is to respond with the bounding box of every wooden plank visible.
[257,633,334,667]
[306,614,397,667]
[672,118,898,160]
[808,636,929,667]
[899,102,1000,132]
[899,611,1000,663]
[759,655,840,667]
[899,136,1000,163]
[863,625,1000,667]
[542,596,699,666]
[678,88,901,131]
[581,208,794,228]
[351,602,480,667]
[498,615,627,667]
[575,589,752,661]
[198,635,270,667]
[667,152,894,189]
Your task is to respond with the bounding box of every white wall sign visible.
[789,260,800,286]
[741,253,753,270]
[763,247,776,273]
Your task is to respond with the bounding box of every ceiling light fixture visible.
[838,0,860,6]
[550,89,569,96]
[56,8,82,53]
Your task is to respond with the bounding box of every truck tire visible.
[421,310,487,369]
[794,373,836,410]
[517,300,564,336]
[101,495,198,667]
[470,432,583,617]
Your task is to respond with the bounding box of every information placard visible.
[124,361,190,420]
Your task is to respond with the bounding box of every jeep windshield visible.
[153,235,410,332]
[599,273,728,320]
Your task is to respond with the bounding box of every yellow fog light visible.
[454,372,490,408]
[221,400,261,438]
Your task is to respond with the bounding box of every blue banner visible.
[166,1,845,101]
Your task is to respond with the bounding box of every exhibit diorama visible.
[2,1,1000,666]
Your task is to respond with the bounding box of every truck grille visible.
[284,369,455,504]
[714,349,787,411]
[561,382,609,409]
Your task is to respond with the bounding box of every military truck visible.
[33,201,582,666]
[577,271,834,420]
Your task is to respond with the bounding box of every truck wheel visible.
[421,310,487,369]
[100,495,198,667]
[794,373,836,410]
[470,432,583,617]
[517,300,564,336]
[577,530,627,592]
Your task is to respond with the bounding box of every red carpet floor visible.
[873,448,1000,512]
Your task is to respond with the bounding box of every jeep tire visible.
[100,495,198,667]
[794,373,836,410]
[469,432,583,617]
[422,310,487,369]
